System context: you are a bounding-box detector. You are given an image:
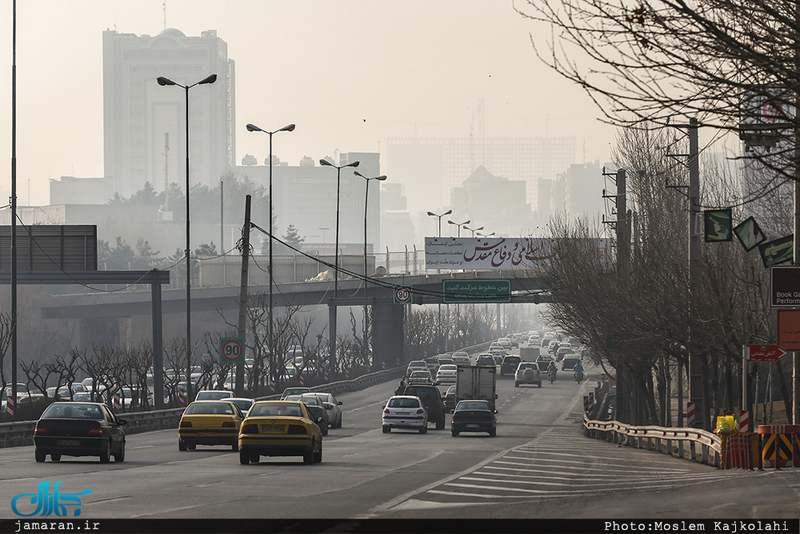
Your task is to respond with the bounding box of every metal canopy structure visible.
[0,269,170,409]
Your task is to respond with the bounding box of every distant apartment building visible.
[450,166,533,238]
[387,136,575,215]
[103,28,235,199]
[231,152,383,253]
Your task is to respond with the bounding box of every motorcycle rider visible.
[573,360,585,383]
[547,360,557,382]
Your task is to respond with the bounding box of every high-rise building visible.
[231,152,383,253]
[387,136,575,215]
[103,28,235,199]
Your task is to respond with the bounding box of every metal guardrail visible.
[583,415,722,467]
[0,366,405,449]
[0,339,494,449]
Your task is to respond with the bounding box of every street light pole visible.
[320,158,360,376]
[464,225,483,238]
[355,171,387,368]
[426,209,451,353]
[426,210,452,238]
[448,219,471,238]
[476,231,495,238]
[246,122,295,390]
[157,73,217,403]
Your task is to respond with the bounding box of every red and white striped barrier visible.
[738,410,749,432]
[269,378,275,393]
[687,402,695,427]
[177,387,186,405]
[113,392,121,411]
[299,374,305,386]
[324,370,329,382]
[382,361,386,370]
[5,394,14,417]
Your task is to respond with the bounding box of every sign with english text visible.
[424,237,610,271]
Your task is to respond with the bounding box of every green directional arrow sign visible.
[442,280,511,303]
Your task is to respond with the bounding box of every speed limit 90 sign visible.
[393,286,412,304]
[219,337,245,363]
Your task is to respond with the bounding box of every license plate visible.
[397,412,409,416]
[197,432,216,437]
[466,424,479,428]
[56,439,80,446]
[260,425,285,433]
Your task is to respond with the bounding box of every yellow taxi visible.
[238,400,323,465]
[178,400,243,451]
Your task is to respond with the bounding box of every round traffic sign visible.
[394,286,411,304]
[220,338,244,362]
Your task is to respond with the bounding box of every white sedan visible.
[435,364,458,385]
[382,396,427,434]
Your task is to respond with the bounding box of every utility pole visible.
[235,195,252,397]
[687,118,708,430]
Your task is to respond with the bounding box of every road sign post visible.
[393,286,412,305]
[743,344,789,432]
[219,337,245,364]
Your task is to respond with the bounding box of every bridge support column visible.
[373,301,404,369]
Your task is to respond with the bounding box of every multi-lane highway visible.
[1,356,799,522]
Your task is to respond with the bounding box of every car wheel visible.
[514,382,519,387]
[382,426,390,433]
[435,418,445,430]
[51,453,61,462]
[114,441,125,462]
[322,426,328,436]
[232,441,239,452]
[489,429,497,437]
[419,425,427,434]
[337,416,342,428]
[303,441,315,465]
[35,450,46,462]
[314,444,322,463]
[537,382,542,388]
[239,450,250,465]
[451,430,459,437]
[187,443,196,450]
[178,440,187,451]
[99,440,111,463]
[250,453,259,463]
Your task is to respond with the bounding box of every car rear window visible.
[388,397,421,408]
[186,402,235,415]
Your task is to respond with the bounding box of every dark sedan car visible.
[33,402,127,463]
[451,400,496,437]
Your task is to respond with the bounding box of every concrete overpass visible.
[40,269,551,369]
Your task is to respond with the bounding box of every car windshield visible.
[195,391,231,401]
[186,402,235,415]
[457,401,491,411]
[250,402,303,417]
[438,365,457,372]
[42,403,102,419]
[388,397,420,408]
[300,395,322,405]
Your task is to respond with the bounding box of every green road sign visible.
[442,279,511,303]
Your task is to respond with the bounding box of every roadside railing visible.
[583,415,722,467]
[0,366,404,449]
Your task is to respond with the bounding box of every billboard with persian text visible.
[424,237,611,271]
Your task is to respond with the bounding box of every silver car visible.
[313,392,343,428]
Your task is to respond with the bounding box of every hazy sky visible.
[0,0,617,206]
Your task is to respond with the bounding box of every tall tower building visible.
[103,28,235,199]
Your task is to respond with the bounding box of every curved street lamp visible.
[477,231,496,238]
[447,219,471,238]
[156,73,217,404]
[320,158,360,377]
[246,122,295,391]
[354,171,387,369]
[463,225,484,238]
[426,210,452,237]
